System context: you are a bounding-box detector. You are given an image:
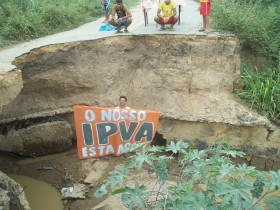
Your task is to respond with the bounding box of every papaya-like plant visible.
[94,141,280,210]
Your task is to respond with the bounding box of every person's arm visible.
[120,5,132,20]
[170,8,176,17]
[157,8,163,19]
[111,5,116,19]
[170,2,177,17]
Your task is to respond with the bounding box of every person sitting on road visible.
[154,0,178,31]
[108,0,132,33]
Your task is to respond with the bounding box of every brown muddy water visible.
[8,174,64,210]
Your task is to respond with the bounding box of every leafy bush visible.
[1,11,43,40]
[211,0,280,64]
[264,195,280,210]
[0,0,139,46]
[235,65,280,124]
[94,141,280,209]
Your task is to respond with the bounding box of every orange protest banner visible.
[73,106,160,159]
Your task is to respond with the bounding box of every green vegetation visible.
[94,141,280,209]
[264,195,280,210]
[211,0,280,64]
[0,0,138,47]
[1,0,279,124]
[234,65,280,124]
[211,0,280,123]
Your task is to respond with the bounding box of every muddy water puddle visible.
[8,174,64,210]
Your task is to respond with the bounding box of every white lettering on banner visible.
[98,145,106,156]
[106,145,114,154]
[100,109,147,122]
[117,142,138,155]
[101,109,112,121]
[81,145,115,158]
[81,121,153,146]
[129,110,137,120]
[82,147,97,157]
[138,111,146,121]
[85,110,96,122]
[82,143,141,157]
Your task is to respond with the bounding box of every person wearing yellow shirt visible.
[154,0,178,31]
[199,0,213,33]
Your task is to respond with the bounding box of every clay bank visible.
[0,34,280,209]
[0,34,279,168]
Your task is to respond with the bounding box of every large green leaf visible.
[220,149,245,158]
[107,164,130,188]
[210,180,254,209]
[237,163,256,178]
[130,150,154,169]
[93,185,108,198]
[185,149,206,162]
[166,140,189,154]
[218,164,235,179]
[267,170,280,192]
[183,159,208,181]
[121,182,150,210]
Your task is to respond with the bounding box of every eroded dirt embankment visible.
[1,34,280,210]
[0,35,279,169]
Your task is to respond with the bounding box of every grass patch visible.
[211,0,280,64]
[0,0,139,47]
[234,65,280,124]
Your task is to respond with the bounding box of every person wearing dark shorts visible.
[102,0,111,23]
[108,0,132,33]
[154,0,178,31]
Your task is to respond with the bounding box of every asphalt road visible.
[0,0,205,72]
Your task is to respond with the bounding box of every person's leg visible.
[205,15,210,32]
[108,18,122,32]
[203,16,207,30]
[108,19,117,27]
[199,2,207,31]
[154,16,165,30]
[105,12,110,22]
[102,12,109,23]
[102,4,109,23]
[205,2,211,32]
[170,16,178,30]
[124,18,132,32]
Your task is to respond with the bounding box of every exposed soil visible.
[0,146,130,210]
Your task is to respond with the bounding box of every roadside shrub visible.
[211,0,280,64]
[0,0,139,46]
[94,141,280,209]
[11,0,39,12]
[0,0,102,46]
[235,65,280,124]
[40,4,89,32]
[1,11,44,40]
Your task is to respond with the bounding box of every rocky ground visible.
[0,146,130,210]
